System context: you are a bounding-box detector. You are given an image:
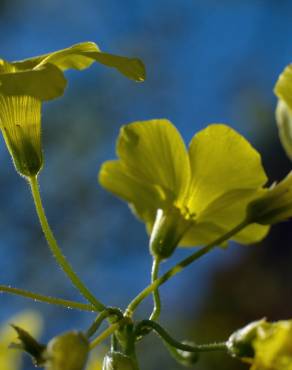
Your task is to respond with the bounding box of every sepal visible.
[102,352,139,370]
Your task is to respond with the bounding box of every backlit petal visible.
[187,124,267,214]
[116,119,191,207]
[0,63,66,101]
[13,42,145,82]
[99,160,163,223]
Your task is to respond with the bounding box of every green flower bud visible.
[149,207,194,259]
[0,94,43,177]
[227,319,266,358]
[44,331,89,370]
[102,352,138,370]
[246,172,292,225]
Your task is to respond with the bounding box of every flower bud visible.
[275,99,292,160]
[149,207,194,259]
[227,319,266,358]
[246,172,292,225]
[0,94,43,177]
[44,331,89,370]
[102,352,138,370]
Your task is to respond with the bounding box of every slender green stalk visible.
[149,257,161,321]
[135,320,227,353]
[0,285,96,311]
[28,175,105,312]
[125,221,248,317]
[86,308,123,338]
[89,321,123,350]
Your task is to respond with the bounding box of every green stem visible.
[0,285,96,311]
[28,175,105,312]
[125,221,248,317]
[149,257,161,321]
[135,320,227,353]
[89,321,123,350]
[86,307,123,338]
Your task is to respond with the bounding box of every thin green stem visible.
[125,220,248,317]
[0,285,96,311]
[149,257,161,321]
[135,320,227,353]
[28,175,105,312]
[86,307,123,338]
[89,321,123,350]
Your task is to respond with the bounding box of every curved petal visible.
[180,221,227,247]
[187,124,267,214]
[98,160,164,224]
[199,188,269,245]
[274,63,292,110]
[180,219,268,248]
[13,42,145,82]
[0,63,66,100]
[180,189,269,247]
[116,119,191,207]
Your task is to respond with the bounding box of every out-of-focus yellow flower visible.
[228,319,292,370]
[274,64,292,160]
[86,352,103,370]
[99,119,269,258]
[0,310,42,370]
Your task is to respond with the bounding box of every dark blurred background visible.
[0,1,292,369]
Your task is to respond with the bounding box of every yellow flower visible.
[228,319,292,370]
[0,310,42,370]
[0,42,145,177]
[86,352,103,370]
[99,119,269,259]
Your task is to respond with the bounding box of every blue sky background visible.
[0,1,292,369]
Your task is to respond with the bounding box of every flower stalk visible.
[28,175,106,312]
[125,220,249,317]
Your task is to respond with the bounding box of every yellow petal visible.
[116,119,191,208]
[187,124,267,215]
[0,63,67,101]
[13,42,145,82]
[99,160,163,223]
[180,221,227,247]
[199,189,269,245]
[274,64,292,111]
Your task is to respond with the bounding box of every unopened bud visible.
[102,352,138,370]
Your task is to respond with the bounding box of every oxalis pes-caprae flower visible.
[0,42,145,177]
[99,119,273,259]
